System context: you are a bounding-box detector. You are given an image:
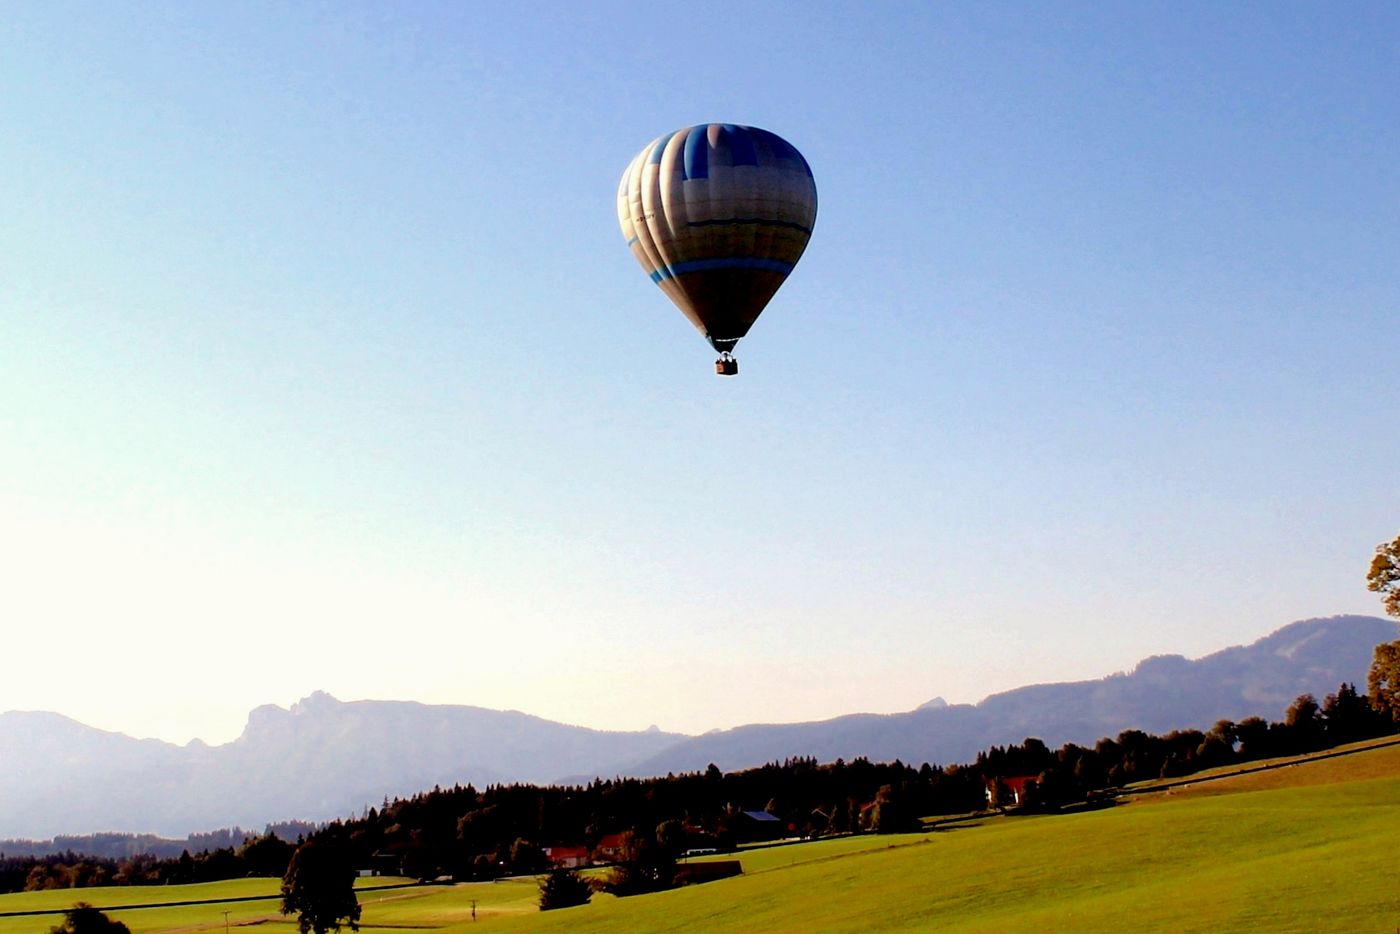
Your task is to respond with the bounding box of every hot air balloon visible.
[617,123,817,375]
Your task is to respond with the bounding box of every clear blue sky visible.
[3,1,1397,745]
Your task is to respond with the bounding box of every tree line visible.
[0,831,301,894]
[0,823,318,861]
[9,665,1400,895]
[290,668,1400,883]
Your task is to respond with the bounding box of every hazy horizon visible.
[6,612,1391,747]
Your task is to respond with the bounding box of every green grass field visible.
[6,741,1399,933]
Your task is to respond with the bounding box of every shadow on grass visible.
[1055,796,1124,815]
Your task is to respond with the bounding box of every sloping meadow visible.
[493,742,1400,933]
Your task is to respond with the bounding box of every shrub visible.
[538,869,592,911]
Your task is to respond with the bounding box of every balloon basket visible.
[715,355,738,376]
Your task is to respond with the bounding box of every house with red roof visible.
[593,832,627,863]
[543,845,590,869]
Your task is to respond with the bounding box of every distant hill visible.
[0,614,1392,844]
[599,615,1399,777]
[0,694,685,840]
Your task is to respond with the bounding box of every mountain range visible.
[1,614,1392,842]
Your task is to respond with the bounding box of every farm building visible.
[736,810,785,843]
[544,845,589,869]
[985,776,1038,807]
[593,832,627,863]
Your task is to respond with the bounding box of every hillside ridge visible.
[1,614,1393,840]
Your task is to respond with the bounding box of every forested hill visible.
[598,615,1398,777]
[0,614,1392,842]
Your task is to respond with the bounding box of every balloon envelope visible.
[617,124,817,353]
